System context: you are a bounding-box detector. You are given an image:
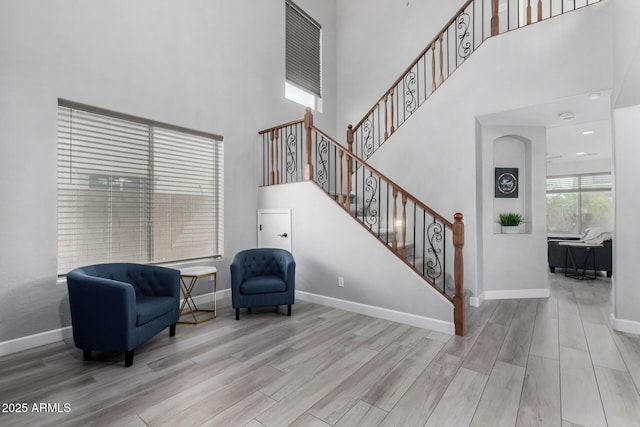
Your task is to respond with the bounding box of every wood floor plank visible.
[516,355,561,427]
[423,367,488,427]
[462,321,509,375]
[489,299,519,325]
[362,337,444,411]
[497,318,535,367]
[611,331,640,391]
[529,317,559,361]
[583,321,626,371]
[198,391,276,427]
[558,311,588,352]
[470,361,526,427]
[593,365,640,427]
[288,412,331,427]
[378,352,463,427]
[559,346,607,427]
[255,346,377,427]
[333,401,388,427]
[307,343,412,425]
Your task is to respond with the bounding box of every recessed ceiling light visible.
[559,112,575,121]
[576,152,586,156]
[582,130,595,135]
[589,92,602,100]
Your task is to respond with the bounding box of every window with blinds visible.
[57,101,223,275]
[285,0,321,105]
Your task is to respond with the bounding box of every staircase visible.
[258,0,603,336]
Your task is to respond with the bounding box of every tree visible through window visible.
[546,173,612,234]
[57,101,223,275]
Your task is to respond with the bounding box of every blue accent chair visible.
[66,263,180,367]
[230,248,295,320]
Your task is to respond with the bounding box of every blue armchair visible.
[230,248,296,320]
[66,263,180,367]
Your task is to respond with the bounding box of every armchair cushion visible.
[240,276,287,294]
[136,295,177,326]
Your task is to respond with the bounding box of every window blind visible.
[57,102,223,275]
[546,173,611,193]
[286,1,322,97]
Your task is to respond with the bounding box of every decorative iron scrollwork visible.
[404,71,417,114]
[426,221,443,281]
[364,173,378,227]
[316,136,329,189]
[362,118,374,158]
[457,12,472,59]
[286,131,297,176]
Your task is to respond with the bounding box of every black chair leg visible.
[248,307,252,314]
[124,350,134,367]
[275,305,279,313]
[169,323,176,337]
[235,308,239,320]
[288,304,291,316]
[83,350,92,361]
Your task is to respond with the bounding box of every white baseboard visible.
[483,288,550,300]
[296,291,454,335]
[0,326,73,357]
[611,313,640,335]
[0,289,232,357]
[470,294,484,307]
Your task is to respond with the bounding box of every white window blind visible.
[286,0,321,97]
[57,101,223,275]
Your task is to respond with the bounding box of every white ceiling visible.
[477,91,612,164]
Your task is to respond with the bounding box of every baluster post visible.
[338,149,344,205]
[431,41,436,92]
[389,89,395,135]
[537,0,542,21]
[392,187,398,251]
[453,213,465,336]
[274,128,280,184]
[384,93,389,141]
[401,193,407,259]
[491,0,499,36]
[346,125,354,211]
[269,129,276,185]
[304,107,313,180]
[527,0,532,24]
[438,33,444,84]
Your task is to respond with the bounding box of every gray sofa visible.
[548,237,612,277]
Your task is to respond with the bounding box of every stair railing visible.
[260,108,465,335]
[348,0,603,160]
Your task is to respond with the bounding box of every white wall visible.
[610,0,640,332]
[258,182,454,332]
[0,0,337,343]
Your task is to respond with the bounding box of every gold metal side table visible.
[178,266,217,324]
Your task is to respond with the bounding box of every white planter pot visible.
[501,225,520,234]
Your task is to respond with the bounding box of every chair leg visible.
[169,323,176,337]
[288,304,292,316]
[83,350,92,361]
[275,305,279,313]
[235,308,239,320]
[124,350,134,367]
[248,307,252,314]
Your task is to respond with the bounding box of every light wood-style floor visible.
[2,273,640,426]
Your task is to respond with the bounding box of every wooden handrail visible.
[258,118,305,135]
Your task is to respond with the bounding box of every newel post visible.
[304,107,313,180]
[453,212,465,336]
[345,125,354,210]
[491,0,499,36]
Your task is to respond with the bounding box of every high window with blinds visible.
[285,0,322,109]
[57,101,223,275]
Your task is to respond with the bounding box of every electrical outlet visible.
[338,277,344,287]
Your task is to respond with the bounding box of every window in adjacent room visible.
[285,0,322,111]
[546,173,612,234]
[57,100,224,275]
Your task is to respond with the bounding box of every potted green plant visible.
[498,212,524,234]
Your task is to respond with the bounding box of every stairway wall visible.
[338,2,612,299]
[258,182,455,333]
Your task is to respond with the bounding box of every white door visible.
[257,209,292,252]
